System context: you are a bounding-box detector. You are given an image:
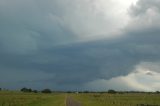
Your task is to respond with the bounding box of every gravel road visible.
[66,96,81,106]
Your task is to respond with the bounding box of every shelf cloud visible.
[0,0,160,91]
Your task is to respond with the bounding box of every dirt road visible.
[66,96,81,106]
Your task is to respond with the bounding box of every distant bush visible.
[41,89,52,93]
[108,89,117,94]
[0,88,1,91]
[83,91,90,93]
[156,91,160,94]
[67,91,73,93]
[33,90,38,93]
[21,87,32,92]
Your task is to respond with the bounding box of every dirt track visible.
[66,96,81,106]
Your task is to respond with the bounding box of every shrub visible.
[41,89,52,93]
[33,90,38,93]
[21,87,32,92]
[108,89,117,94]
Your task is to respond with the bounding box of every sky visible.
[0,0,160,91]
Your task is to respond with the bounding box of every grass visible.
[72,93,160,106]
[0,91,65,106]
[1,91,160,106]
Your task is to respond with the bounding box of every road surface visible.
[66,96,81,106]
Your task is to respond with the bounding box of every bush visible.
[83,91,90,93]
[108,89,117,94]
[41,89,52,93]
[21,87,32,92]
[156,91,160,94]
[33,90,38,93]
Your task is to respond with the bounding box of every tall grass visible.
[73,93,160,106]
[0,91,65,106]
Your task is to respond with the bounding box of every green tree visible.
[108,89,117,94]
[21,87,32,92]
[156,91,160,94]
[33,90,38,93]
[41,89,52,93]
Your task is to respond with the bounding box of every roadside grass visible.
[1,91,160,106]
[0,91,65,106]
[72,93,160,106]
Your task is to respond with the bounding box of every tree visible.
[156,91,160,94]
[21,87,32,92]
[41,89,52,93]
[28,88,32,92]
[83,91,90,93]
[33,90,38,93]
[0,88,1,91]
[108,89,117,94]
[21,87,28,92]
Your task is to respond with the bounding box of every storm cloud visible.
[0,0,160,91]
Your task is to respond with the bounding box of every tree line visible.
[0,87,160,94]
[20,87,52,93]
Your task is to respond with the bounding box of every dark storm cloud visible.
[1,28,160,90]
[0,0,76,54]
[0,0,160,90]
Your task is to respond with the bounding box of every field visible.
[0,91,160,106]
[73,93,160,106]
[0,91,65,106]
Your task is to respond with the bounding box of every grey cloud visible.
[0,0,76,54]
[127,0,160,31]
[2,27,160,90]
[129,0,160,17]
[85,62,160,91]
[1,0,160,91]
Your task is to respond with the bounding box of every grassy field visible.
[0,91,65,106]
[73,93,160,106]
[1,91,160,106]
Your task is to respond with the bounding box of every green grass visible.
[73,93,160,106]
[1,91,160,106]
[0,91,65,106]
